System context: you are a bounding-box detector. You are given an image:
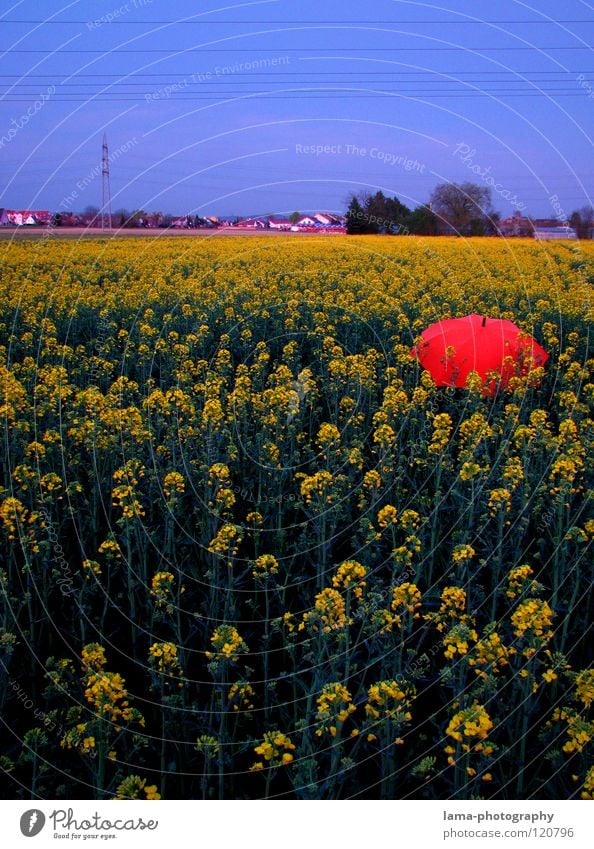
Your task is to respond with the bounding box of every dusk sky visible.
[0,0,592,219]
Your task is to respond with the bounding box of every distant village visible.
[0,208,347,232]
[0,207,590,240]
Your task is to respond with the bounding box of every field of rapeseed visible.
[0,235,592,800]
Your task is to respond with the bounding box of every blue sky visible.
[0,0,592,219]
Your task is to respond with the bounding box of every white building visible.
[534,226,577,240]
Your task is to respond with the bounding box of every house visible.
[3,210,22,225]
[313,213,344,226]
[295,216,317,227]
[25,210,49,225]
[235,217,267,228]
[268,218,291,230]
[3,209,51,225]
[56,213,78,227]
[532,218,566,229]
[534,226,577,241]
[498,213,534,238]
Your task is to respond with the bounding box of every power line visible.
[1,19,593,24]
[4,77,593,86]
[6,46,594,52]
[2,93,592,101]
[0,79,594,89]
[2,71,592,77]
[1,85,590,93]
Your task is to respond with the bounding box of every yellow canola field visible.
[0,236,592,800]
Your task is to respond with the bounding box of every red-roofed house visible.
[2,209,50,226]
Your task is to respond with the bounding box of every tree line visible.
[346,182,593,237]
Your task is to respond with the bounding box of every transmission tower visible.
[101,133,112,229]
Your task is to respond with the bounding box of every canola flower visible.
[511,599,555,641]
[251,730,296,770]
[1,235,592,801]
[150,571,177,608]
[115,775,161,800]
[332,560,367,599]
[205,626,248,663]
[148,641,184,680]
[316,683,357,737]
[252,554,279,579]
[365,680,415,729]
[446,702,493,744]
[301,588,348,633]
[391,582,422,627]
[468,631,514,678]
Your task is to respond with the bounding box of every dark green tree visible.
[405,205,439,235]
[346,196,367,234]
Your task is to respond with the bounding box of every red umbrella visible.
[412,314,549,395]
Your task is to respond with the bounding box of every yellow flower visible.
[316,683,356,736]
[446,702,493,744]
[581,766,594,799]
[206,625,248,663]
[511,598,554,642]
[576,670,594,707]
[163,471,185,498]
[542,669,558,683]
[144,785,161,800]
[391,583,422,617]
[252,730,295,769]
[468,631,513,676]
[377,505,398,529]
[317,422,340,449]
[428,413,452,454]
[363,470,382,490]
[302,588,348,632]
[253,554,280,579]
[299,470,333,506]
[149,641,183,679]
[488,488,512,516]
[332,560,367,599]
[228,681,255,711]
[452,544,475,563]
[208,524,243,561]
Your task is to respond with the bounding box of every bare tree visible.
[570,206,593,239]
[430,182,495,235]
